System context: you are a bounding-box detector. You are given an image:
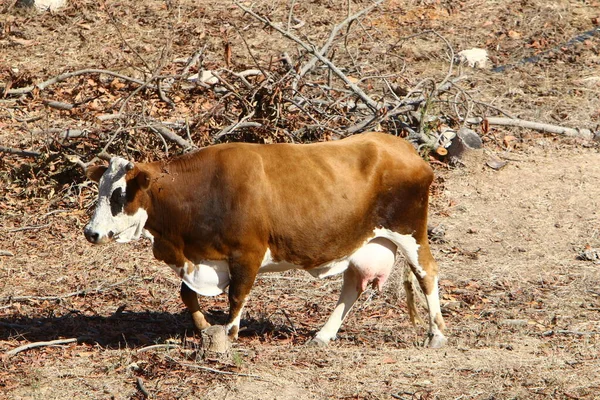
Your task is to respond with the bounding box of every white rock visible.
[188,70,219,85]
[17,0,67,12]
[457,48,489,69]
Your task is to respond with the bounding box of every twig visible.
[210,71,252,113]
[232,24,269,82]
[136,377,151,399]
[148,123,195,149]
[137,343,181,353]
[466,117,595,139]
[107,10,153,74]
[542,329,600,337]
[0,146,42,158]
[235,1,380,111]
[182,45,207,76]
[176,360,263,379]
[4,338,79,358]
[157,78,175,108]
[44,100,74,110]
[96,113,125,121]
[8,223,51,233]
[471,100,516,119]
[0,277,135,304]
[213,112,262,143]
[297,0,384,80]
[280,309,297,334]
[5,69,151,96]
[0,250,14,256]
[287,0,297,32]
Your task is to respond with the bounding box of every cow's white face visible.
[84,157,148,244]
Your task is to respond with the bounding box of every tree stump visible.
[446,127,484,167]
[200,325,231,358]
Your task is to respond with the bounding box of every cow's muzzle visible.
[84,226,113,244]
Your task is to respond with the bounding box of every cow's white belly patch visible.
[170,228,423,296]
[170,261,230,296]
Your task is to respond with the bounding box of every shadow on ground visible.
[1,309,311,349]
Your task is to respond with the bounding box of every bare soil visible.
[1,1,600,399]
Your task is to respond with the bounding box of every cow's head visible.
[84,157,151,244]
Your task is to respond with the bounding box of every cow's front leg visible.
[225,256,261,339]
[180,282,211,331]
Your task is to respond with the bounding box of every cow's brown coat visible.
[86,132,445,344]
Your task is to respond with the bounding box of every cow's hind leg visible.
[311,238,396,346]
[403,266,424,326]
[180,282,211,331]
[311,267,363,346]
[397,237,447,348]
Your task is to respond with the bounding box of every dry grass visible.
[1,0,600,399]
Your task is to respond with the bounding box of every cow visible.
[83,131,447,347]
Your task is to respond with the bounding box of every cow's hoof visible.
[192,313,211,332]
[306,337,329,347]
[425,333,447,349]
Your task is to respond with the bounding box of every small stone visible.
[456,48,489,69]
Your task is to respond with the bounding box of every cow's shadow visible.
[1,309,199,349]
[1,309,306,349]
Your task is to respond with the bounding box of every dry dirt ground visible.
[1,1,600,399]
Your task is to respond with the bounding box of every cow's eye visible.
[110,187,126,216]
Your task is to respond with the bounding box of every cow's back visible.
[214,132,431,267]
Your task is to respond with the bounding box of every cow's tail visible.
[402,262,425,325]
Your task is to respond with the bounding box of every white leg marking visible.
[424,276,447,348]
[225,299,246,338]
[313,269,361,345]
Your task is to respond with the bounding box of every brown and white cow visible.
[83,132,447,347]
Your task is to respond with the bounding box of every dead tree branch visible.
[0,146,42,157]
[235,1,380,112]
[296,0,384,80]
[4,69,150,96]
[149,123,195,150]
[466,117,595,139]
[0,277,136,304]
[4,338,80,358]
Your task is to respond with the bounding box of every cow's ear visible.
[136,169,152,191]
[86,165,108,183]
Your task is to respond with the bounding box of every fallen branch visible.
[173,358,263,379]
[542,329,600,337]
[8,223,51,232]
[137,343,181,353]
[0,277,135,304]
[136,377,151,399]
[0,146,42,158]
[4,69,151,96]
[44,100,74,110]
[4,338,79,358]
[149,123,195,150]
[296,0,384,80]
[466,117,596,139]
[235,1,380,111]
[212,111,262,143]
